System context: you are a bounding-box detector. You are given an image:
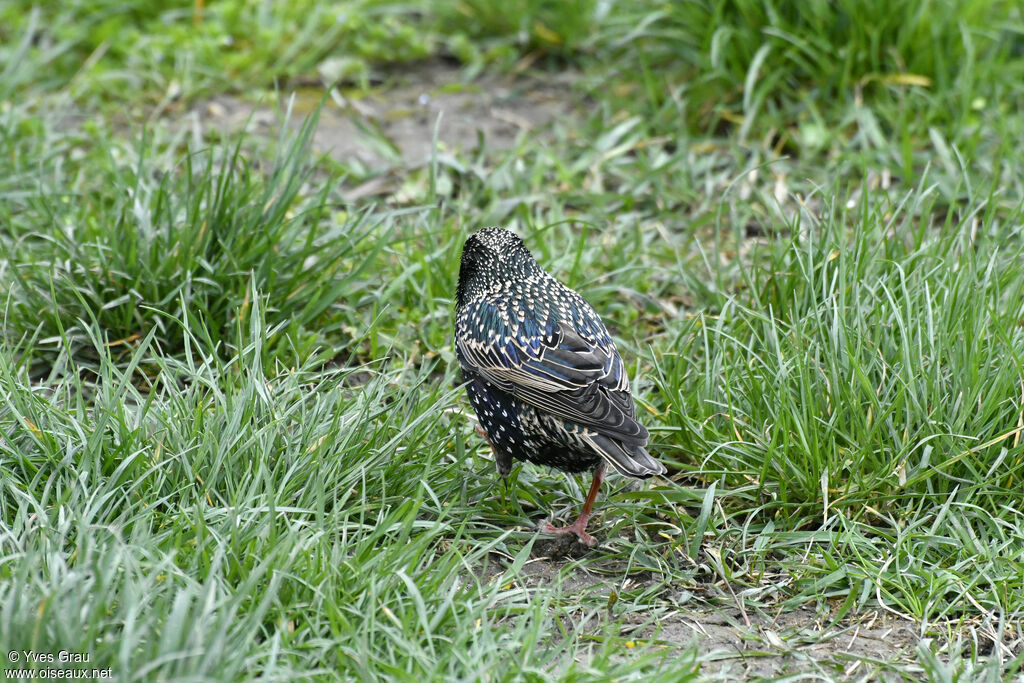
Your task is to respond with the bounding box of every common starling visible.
[455,227,665,547]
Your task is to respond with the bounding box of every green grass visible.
[2,0,1024,680]
[593,0,1024,133]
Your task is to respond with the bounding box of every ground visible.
[192,61,579,191]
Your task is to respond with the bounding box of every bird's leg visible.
[542,463,606,548]
[475,424,510,486]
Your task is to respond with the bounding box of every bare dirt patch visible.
[651,605,921,679]
[186,61,581,198]
[479,547,925,679]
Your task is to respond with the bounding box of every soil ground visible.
[478,544,926,680]
[189,62,580,199]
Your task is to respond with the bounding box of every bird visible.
[454,227,665,547]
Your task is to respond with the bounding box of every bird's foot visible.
[540,515,597,548]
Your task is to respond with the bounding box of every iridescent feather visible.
[455,227,665,546]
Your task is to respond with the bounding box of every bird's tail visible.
[587,433,666,478]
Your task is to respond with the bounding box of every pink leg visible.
[541,463,606,547]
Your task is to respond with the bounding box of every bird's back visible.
[455,227,665,479]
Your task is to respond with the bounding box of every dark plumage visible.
[455,227,665,547]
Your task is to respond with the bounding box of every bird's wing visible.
[457,301,648,445]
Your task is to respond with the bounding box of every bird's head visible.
[456,227,539,306]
